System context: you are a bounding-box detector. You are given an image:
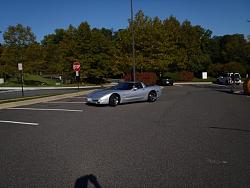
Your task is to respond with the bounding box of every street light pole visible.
[131,0,136,82]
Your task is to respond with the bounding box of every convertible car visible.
[86,81,162,106]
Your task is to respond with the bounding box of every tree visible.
[208,34,249,76]
[89,28,116,78]
[0,44,5,79]
[3,24,36,47]
[1,24,37,77]
[42,29,65,46]
[42,29,66,75]
[24,43,46,74]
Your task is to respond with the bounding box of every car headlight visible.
[86,98,92,102]
[99,95,110,103]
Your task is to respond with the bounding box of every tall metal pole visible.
[131,0,136,82]
[21,69,24,97]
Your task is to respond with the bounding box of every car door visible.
[118,83,135,103]
[120,83,145,102]
[129,83,147,102]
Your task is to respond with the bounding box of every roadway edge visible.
[0,90,93,110]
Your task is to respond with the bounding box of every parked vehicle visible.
[157,77,174,86]
[217,73,241,85]
[233,73,241,85]
[86,81,162,106]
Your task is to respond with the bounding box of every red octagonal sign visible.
[73,62,81,72]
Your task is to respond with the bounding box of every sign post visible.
[73,62,81,91]
[18,63,24,96]
[76,71,80,91]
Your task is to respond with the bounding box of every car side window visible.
[134,83,143,89]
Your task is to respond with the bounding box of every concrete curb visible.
[0,90,94,110]
[174,82,212,85]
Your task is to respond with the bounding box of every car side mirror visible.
[132,87,138,91]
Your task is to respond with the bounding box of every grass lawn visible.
[0,74,61,87]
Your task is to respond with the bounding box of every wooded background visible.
[1,11,249,83]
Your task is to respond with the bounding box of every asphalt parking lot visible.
[0,84,249,188]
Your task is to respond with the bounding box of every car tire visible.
[109,94,120,106]
[148,91,157,102]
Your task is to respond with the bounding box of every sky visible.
[0,0,250,43]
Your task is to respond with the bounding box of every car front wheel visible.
[109,94,120,106]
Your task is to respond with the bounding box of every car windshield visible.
[234,74,240,78]
[111,82,134,90]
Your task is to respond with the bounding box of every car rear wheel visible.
[109,94,120,106]
[148,91,157,102]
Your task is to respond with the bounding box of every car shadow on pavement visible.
[85,100,148,107]
[74,174,102,188]
[85,103,109,107]
[215,89,244,95]
[209,126,250,133]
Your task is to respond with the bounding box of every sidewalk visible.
[0,85,113,91]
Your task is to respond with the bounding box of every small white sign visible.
[18,63,23,71]
[202,72,207,79]
[0,78,4,84]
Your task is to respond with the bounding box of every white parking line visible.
[0,120,39,126]
[43,101,86,104]
[175,85,183,87]
[6,108,83,112]
[233,90,243,94]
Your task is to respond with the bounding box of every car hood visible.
[87,88,115,99]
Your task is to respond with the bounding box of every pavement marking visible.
[175,85,183,87]
[6,107,83,112]
[43,101,86,104]
[206,158,228,165]
[71,96,86,99]
[0,120,39,126]
[211,84,227,87]
[233,90,243,94]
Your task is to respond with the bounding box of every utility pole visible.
[131,0,136,82]
[0,30,2,45]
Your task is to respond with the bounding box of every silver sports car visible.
[86,82,162,106]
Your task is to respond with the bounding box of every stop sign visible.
[73,62,81,72]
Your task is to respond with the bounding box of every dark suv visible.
[157,77,174,86]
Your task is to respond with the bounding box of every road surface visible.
[0,84,249,188]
